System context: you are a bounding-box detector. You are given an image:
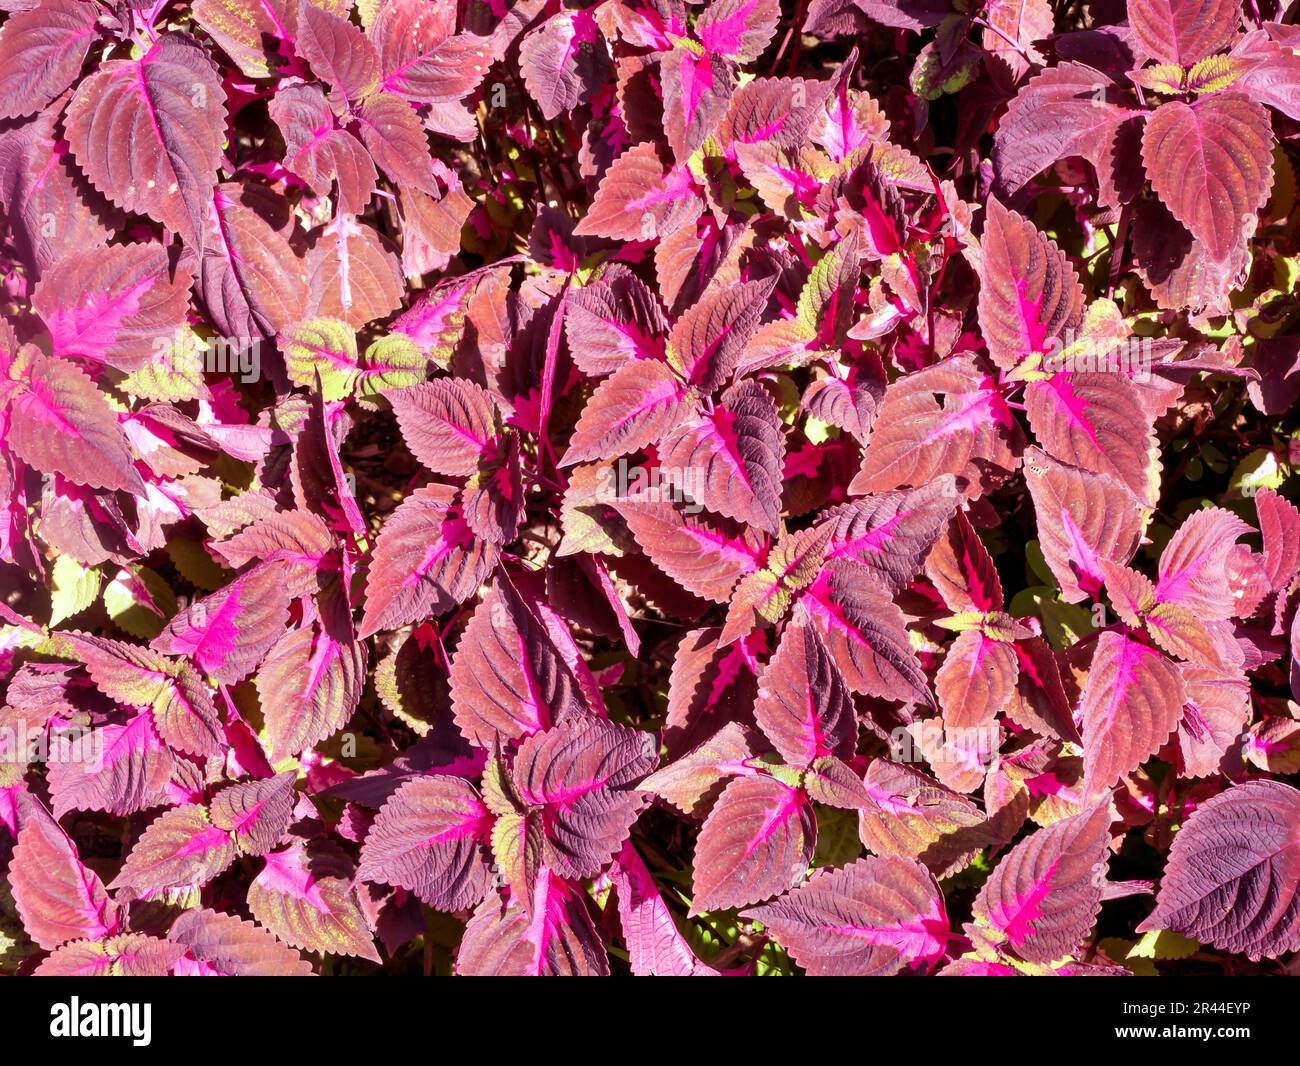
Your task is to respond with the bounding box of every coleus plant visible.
[0,0,1298,978]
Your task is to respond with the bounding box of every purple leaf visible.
[743,855,949,975]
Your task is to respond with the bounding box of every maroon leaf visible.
[823,477,961,594]
[801,561,934,707]
[449,575,592,746]
[1127,0,1241,66]
[389,377,500,477]
[9,796,121,950]
[658,378,784,533]
[1023,447,1143,602]
[667,277,777,392]
[0,0,99,119]
[6,352,144,495]
[991,62,1143,206]
[270,83,377,215]
[519,7,610,120]
[691,774,815,913]
[613,495,764,603]
[754,619,856,769]
[65,34,226,247]
[1141,94,1273,262]
[295,0,380,106]
[358,483,496,638]
[512,718,657,878]
[971,803,1112,963]
[564,273,668,375]
[560,357,695,466]
[978,200,1084,372]
[34,243,192,372]
[743,855,949,975]
[1138,779,1300,960]
[358,775,493,911]
[1079,631,1187,799]
[168,907,315,976]
[609,841,720,975]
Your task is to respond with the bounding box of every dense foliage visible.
[1,0,1299,977]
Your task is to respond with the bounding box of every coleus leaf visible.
[354,91,438,193]
[197,181,311,341]
[46,712,175,818]
[168,907,315,976]
[249,841,382,962]
[936,629,1019,733]
[609,841,720,976]
[574,141,699,241]
[1141,94,1273,263]
[857,760,997,879]
[1178,662,1250,777]
[210,771,297,856]
[371,0,493,106]
[357,775,493,911]
[1154,506,1254,620]
[1023,447,1143,602]
[457,870,609,976]
[388,377,501,477]
[449,574,592,746]
[743,855,950,975]
[58,632,223,757]
[153,564,292,684]
[564,272,668,375]
[295,0,380,106]
[35,933,187,976]
[1139,779,1300,960]
[613,494,764,603]
[977,199,1085,372]
[5,351,145,495]
[754,618,856,769]
[801,561,934,707]
[34,243,192,373]
[306,215,404,329]
[1255,488,1300,596]
[560,355,695,466]
[1079,631,1187,799]
[823,477,961,594]
[924,509,1004,613]
[970,803,1112,963]
[1231,28,1300,123]
[850,357,1015,494]
[666,277,777,392]
[109,804,238,898]
[512,718,657,878]
[0,102,112,278]
[641,720,758,818]
[1023,371,1152,500]
[9,796,121,950]
[0,0,99,120]
[257,616,367,762]
[697,0,780,62]
[721,522,832,646]
[1126,0,1242,67]
[661,47,735,163]
[658,378,785,533]
[990,62,1144,208]
[690,773,816,914]
[519,7,610,121]
[270,83,377,215]
[65,33,226,247]
[357,483,496,638]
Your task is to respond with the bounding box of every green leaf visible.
[49,555,99,627]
